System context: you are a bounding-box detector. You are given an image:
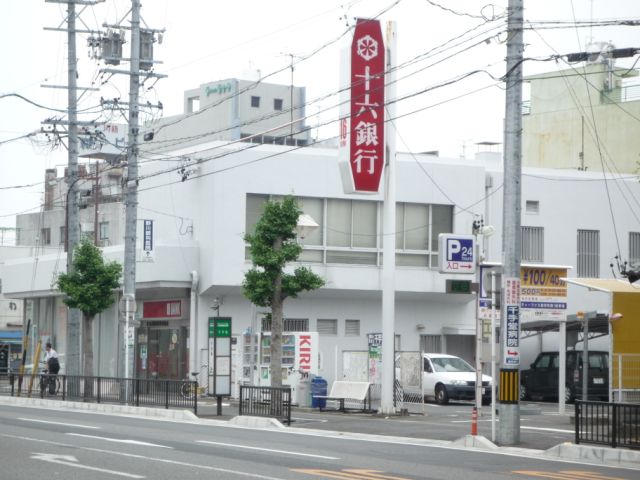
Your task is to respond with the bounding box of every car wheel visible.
[435,384,449,405]
[564,384,575,404]
[520,383,529,401]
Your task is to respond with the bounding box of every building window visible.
[59,226,66,245]
[630,232,640,266]
[577,229,600,277]
[525,200,540,214]
[245,194,453,268]
[260,317,308,332]
[40,228,51,245]
[420,334,442,353]
[250,96,260,108]
[274,98,283,111]
[99,222,109,240]
[317,319,337,335]
[345,319,360,336]
[522,226,544,263]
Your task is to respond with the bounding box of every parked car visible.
[520,350,609,403]
[421,353,492,405]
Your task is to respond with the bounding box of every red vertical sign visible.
[349,19,385,192]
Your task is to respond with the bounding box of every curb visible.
[0,395,198,421]
[228,415,286,429]
[545,442,640,468]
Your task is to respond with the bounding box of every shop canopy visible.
[0,331,23,345]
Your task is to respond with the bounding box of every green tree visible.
[57,240,122,377]
[243,196,324,387]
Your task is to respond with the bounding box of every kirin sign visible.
[339,19,386,194]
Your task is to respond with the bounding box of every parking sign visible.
[438,234,475,274]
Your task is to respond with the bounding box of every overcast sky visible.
[1,0,639,232]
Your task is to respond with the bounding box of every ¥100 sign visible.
[339,18,386,194]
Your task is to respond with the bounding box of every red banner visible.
[349,19,385,192]
[143,300,182,319]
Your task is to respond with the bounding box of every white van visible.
[422,353,492,405]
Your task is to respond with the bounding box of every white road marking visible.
[290,416,328,423]
[5,435,288,479]
[66,433,173,448]
[18,417,100,429]
[31,452,144,479]
[197,440,339,460]
[521,426,574,434]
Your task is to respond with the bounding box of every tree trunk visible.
[270,239,284,388]
[83,314,94,399]
[83,314,94,377]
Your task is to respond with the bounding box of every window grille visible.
[345,319,360,336]
[260,318,309,332]
[630,232,640,266]
[420,334,442,353]
[577,229,600,277]
[317,319,338,335]
[521,226,544,263]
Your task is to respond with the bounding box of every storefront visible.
[136,299,189,380]
[0,330,23,373]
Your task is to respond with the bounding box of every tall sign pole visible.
[380,20,396,414]
[338,18,392,412]
[499,0,524,445]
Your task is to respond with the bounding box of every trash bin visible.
[310,376,327,408]
[297,377,311,407]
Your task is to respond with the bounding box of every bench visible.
[314,381,372,413]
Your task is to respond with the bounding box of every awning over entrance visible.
[0,330,23,344]
[562,278,640,294]
[521,316,609,335]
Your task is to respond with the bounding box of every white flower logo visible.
[356,34,379,61]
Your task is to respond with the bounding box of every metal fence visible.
[2,373,198,415]
[575,400,640,450]
[612,354,640,403]
[238,385,291,425]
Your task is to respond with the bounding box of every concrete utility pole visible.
[44,0,104,376]
[498,0,524,445]
[121,0,142,381]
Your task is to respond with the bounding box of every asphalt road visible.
[1,404,637,480]
[198,399,577,450]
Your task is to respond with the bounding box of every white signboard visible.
[503,277,521,366]
[438,234,475,274]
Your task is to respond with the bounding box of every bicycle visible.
[180,366,209,399]
[39,369,60,396]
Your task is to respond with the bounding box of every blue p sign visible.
[447,238,473,262]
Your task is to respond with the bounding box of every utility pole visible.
[499,0,524,445]
[44,0,104,376]
[92,1,164,382]
[93,161,100,246]
[120,0,142,382]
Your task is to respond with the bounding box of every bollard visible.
[471,407,478,436]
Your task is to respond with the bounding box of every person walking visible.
[44,342,60,394]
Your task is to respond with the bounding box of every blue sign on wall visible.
[438,234,475,274]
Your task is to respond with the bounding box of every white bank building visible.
[3,139,639,398]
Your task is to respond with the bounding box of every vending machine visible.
[256,331,319,404]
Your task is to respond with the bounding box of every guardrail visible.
[3,373,198,415]
[238,385,291,426]
[575,400,640,450]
